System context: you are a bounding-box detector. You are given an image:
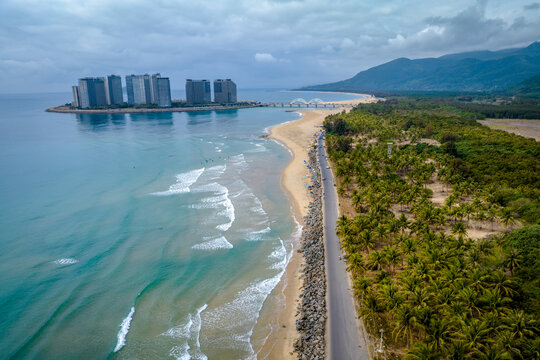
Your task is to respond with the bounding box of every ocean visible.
[0,90,360,359]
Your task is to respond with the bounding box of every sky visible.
[0,0,539,94]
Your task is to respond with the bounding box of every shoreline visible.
[45,104,262,114]
[284,89,376,100]
[263,94,378,359]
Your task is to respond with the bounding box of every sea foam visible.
[163,304,208,360]
[194,182,235,232]
[53,258,79,265]
[151,168,204,196]
[114,306,135,352]
[192,236,233,251]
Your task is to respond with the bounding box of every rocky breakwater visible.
[294,143,327,360]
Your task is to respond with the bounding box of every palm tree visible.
[487,205,499,231]
[503,249,522,276]
[499,207,516,229]
[445,340,471,360]
[393,304,417,348]
[458,287,480,318]
[452,221,467,238]
[460,318,490,353]
[358,230,375,253]
[384,246,401,274]
[426,317,452,351]
[346,252,365,275]
[367,250,385,271]
[405,343,442,360]
[490,270,517,298]
[481,288,511,316]
[359,293,382,333]
[475,344,511,360]
[504,310,539,341]
[409,287,430,309]
[379,283,402,310]
[353,276,371,301]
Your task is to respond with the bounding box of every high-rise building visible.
[156,77,172,107]
[214,79,237,103]
[72,86,80,107]
[103,75,123,105]
[149,73,161,104]
[126,74,151,105]
[77,77,107,108]
[125,75,134,105]
[186,79,211,105]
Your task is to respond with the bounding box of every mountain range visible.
[300,42,540,93]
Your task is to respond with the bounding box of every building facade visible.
[72,86,80,107]
[126,74,151,105]
[104,75,123,105]
[213,79,237,103]
[186,79,211,105]
[77,77,107,108]
[149,73,160,104]
[156,77,172,107]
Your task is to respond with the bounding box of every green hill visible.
[300,42,540,92]
[509,74,540,97]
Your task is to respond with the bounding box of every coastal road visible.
[317,133,370,360]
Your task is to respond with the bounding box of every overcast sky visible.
[0,0,538,93]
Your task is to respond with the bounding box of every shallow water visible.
[0,90,360,359]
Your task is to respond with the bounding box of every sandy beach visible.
[262,94,377,359]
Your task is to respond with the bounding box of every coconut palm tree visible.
[489,270,517,298]
[503,249,522,276]
[481,288,511,316]
[452,221,467,238]
[445,340,470,360]
[359,293,382,333]
[474,344,511,360]
[405,343,442,360]
[393,304,418,348]
[504,310,539,341]
[346,252,365,276]
[499,207,516,229]
[460,318,490,353]
[384,246,401,274]
[426,317,453,351]
[367,250,385,271]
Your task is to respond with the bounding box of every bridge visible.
[263,98,356,108]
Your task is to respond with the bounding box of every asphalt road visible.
[317,133,370,360]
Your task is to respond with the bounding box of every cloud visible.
[340,38,355,50]
[524,2,540,10]
[254,53,277,62]
[0,0,538,93]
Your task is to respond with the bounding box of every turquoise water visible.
[0,90,360,359]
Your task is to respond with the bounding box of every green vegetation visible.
[442,98,540,120]
[508,74,540,98]
[324,100,539,359]
[300,42,540,93]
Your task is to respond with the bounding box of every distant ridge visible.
[300,42,540,92]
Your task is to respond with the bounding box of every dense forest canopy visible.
[323,100,539,359]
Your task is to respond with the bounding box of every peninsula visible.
[46,102,262,114]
